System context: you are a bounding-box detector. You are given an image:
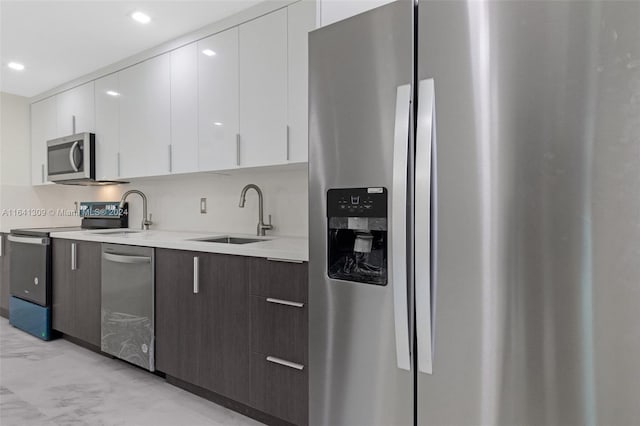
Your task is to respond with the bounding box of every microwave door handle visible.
[69,141,80,172]
[415,78,436,375]
[392,84,412,371]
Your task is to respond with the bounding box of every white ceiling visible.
[0,0,262,98]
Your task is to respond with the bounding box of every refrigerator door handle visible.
[391,84,412,371]
[415,78,436,374]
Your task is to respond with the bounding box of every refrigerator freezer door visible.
[417,1,640,425]
[308,1,414,425]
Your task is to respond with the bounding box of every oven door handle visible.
[8,235,50,245]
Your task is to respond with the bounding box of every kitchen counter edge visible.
[49,230,309,262]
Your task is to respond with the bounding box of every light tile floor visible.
[0,318,262,426]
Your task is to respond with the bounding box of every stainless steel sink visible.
[190,236,269,244]
[93,230,142,236]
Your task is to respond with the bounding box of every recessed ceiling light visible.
[202,49,216,57]
[213,122,223,126]
[106,90,120,97]
[131,11,151,24]
[8,62,25,71]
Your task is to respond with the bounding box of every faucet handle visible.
[268,214,272,225]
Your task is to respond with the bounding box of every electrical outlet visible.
[200,198,207,214]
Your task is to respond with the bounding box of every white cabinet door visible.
[288,0,316,163]
[239,8,288,167]
[56,81,95,136]
[170,43,199,174]
[94,74,120,180]
[31,97,58,185]
[119,55,171,178]
[198,27,239,171]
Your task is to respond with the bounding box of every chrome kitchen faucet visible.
[119,189,153,230]
[238,184,273,236]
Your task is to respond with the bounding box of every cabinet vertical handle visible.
[193,256,199,294]
[72,115,76,134]
[168,145,173,173]
[71,243,77,271]
[0,234,3,257]
[236,134,241,166]
[41,164,45,183]
[286,125,290,161]
[117,153,121,177]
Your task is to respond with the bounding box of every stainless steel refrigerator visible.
[308,1,640,425]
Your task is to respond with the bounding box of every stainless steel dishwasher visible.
[101,243,154,371]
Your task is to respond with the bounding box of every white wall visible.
[0,92,97,232]
[319,0,395,26]
[0,92,308,237]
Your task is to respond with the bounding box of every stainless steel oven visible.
[47,133,95,183]
[8,233,51,307]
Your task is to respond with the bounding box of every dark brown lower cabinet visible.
[249,258,309,426]
[0,233,10,318]
[251,296,307,365]
[52,239,101,346]
[250,352,308,426]
[156,249,308,425]
[155,249,250,404]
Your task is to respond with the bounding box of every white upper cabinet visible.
[288,0,316,163]
[94,74,120,180]
[239,8,288,167]
[198,27,240,171]
[56,81,95,136]
[31,97,58,185]
[170,44,199,174]
[30,1,315,185]
[119,55,171,178]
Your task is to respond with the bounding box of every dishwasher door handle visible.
[102,252,152,264]
[8,235,50,245]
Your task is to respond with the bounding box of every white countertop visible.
[49,229,308,262]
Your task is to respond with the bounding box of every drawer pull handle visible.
[266,298,304,308]
[266,356,304,371]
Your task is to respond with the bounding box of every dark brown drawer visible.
[251,295,307,364]
[250,352,308,426]
[249,258,308,302]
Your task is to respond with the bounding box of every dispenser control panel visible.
[327,187,387,218]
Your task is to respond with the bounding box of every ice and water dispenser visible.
[327,187,388,285]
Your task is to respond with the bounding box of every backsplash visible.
[96,167,308,237]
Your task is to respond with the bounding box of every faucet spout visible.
[119,189,153,230]
[238,184,273,236]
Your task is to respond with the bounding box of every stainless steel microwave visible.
[47,133,95,183]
